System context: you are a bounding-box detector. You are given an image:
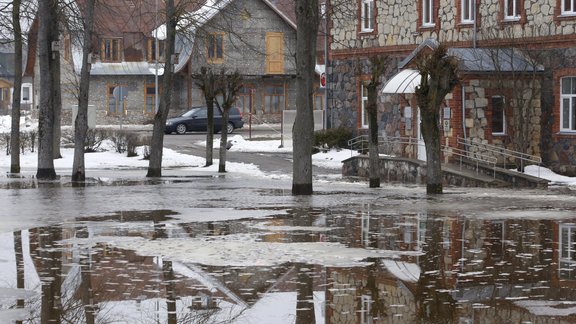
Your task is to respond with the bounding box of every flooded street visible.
[1,172,576,323]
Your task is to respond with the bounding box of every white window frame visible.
[361,0,374,32]
[461,0,474,23]
[361,82,368,128]
[559,224,576,279]
[491,96,506,135]
[560,77,576,132]
[504,0,520,20]
[562,0,576,15]
[422,0,434,26]
[360,295,373,324]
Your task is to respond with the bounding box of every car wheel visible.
[176,124,187,135]
[226,122,234,134]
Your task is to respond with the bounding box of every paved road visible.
[162,127,340,177]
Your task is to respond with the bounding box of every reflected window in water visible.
[360,294,372,324]
[560,224,576,279]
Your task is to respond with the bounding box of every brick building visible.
[328,0,576,175]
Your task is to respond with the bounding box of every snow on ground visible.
[101,235,421,268]
[2,115,576,186]
[521,165,576,187]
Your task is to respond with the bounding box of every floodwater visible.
[1,174,576,323]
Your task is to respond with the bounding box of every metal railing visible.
[348,135,498,177]
[457,137,541,176]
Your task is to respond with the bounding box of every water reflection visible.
[1,206,576,323]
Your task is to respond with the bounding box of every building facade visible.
[328,0,576,175]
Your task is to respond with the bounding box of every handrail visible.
[348,135,498,177]
[457,136,541,176]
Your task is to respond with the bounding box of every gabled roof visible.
[399,38,544,73]
[153,0,297,74]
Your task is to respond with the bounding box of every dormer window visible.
[148,39,165,62]
[101,38,122,62]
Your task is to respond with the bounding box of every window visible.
[22,86,30,102]
[266,32,284,74]
[461,0,474,23]
[361,82,368,128]
[360,295,372,324]
[561,77,576,132]
[559,224,576,280]
[314,94,324,110]
[207,33,224,63]
[264,85,285,113]
[563,0,576,14]
[101,38,122,62]
[491,96,506,135]
[148,39,165,62]
[236,86,252,114]
[504,0,520,19]
[361,0,374,32]
[107,85,127,114]
[63,36,71,61]
[145,84,157,114]
[422,0,434,26]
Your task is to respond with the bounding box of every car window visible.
[195,109,208,118]
[182,108,201,117]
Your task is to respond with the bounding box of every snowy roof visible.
[90,61,165,76]
[399,38,544,73]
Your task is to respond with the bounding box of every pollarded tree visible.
[415,44,459,194]
[365,56,389,188]
[194,66,220,167]
[216,69,241,173]
[292,0,319,195]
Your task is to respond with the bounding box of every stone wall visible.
[331,0,576,52]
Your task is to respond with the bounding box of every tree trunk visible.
[72,0,96,183]
[36,0,58,180]
[292,0,319,195]
[206,99,214,166]
[147,0,176,177]
[421,109,443,194]
[368,106,380,188]
[10,0,22,174]
[218,108,230,172]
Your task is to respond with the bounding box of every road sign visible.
[320,72,326,88]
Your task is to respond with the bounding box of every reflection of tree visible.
[361,260,387,320]
[295,263,315,324]
[37,227,63,323]
[14,230,24,324]
[77,227,96,324]
[416,217,456,324]
[163,260,177,324]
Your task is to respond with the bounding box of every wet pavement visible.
[1,167,576,323]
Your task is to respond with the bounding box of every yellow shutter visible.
[266,32,284,74]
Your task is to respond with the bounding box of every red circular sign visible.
[320,72,326,87]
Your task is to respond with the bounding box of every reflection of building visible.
[325,211,576,323]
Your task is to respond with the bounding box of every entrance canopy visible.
[381,68,421,94]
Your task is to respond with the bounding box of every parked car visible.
[165,106,244,134]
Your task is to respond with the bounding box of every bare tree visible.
[194,67,219,167]
[36,0,59,180]
[365,56,388,188]
[147,0,178,178]
[9,0,22,174]
[415,45,459,194]
[216,69,241,172]
[72,0,96,183]
[292,0,319,195]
